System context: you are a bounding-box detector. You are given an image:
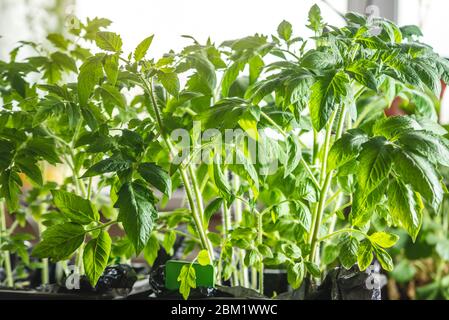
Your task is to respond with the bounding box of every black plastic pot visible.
[276,265,382,300]
[0,264,138,300]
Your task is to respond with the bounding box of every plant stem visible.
[179,165,214,259]
[318,228,367,242]
[140,75,214,261]
[257,210,264,295]
[41,259,49,285]
[187,164,214,254]
[313,128,319,165]
[76,243,84,274]
[308,104,347,271]
[329,201,352,218]
[223,200,238,286]
[87,177,93,200]
[251,268,258,290]
[37,222,49,286]
[309,173,333,264]
[233,176,249,287]
[319,111,337,185]
[325,190,341,208]
[222,201,230,239]
[85,220,117,233]
[188,165,205,217]
[0,201,13,287]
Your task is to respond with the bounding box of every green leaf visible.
[197,249,210,266]
[221,61,245,98]
[47,33,68,50]
[373,116,422,140]
[369,232,399,248]
[277,20,293,41]
[356,137,393,192]
[309,71,350,131]
[283,136,301,178]
[204,198,223,227]
[26,137,60,165]
[237,110,259,141]
[178,264,196,300]
[0,139,15,171]
[304,261,321,278]
[373,246,393,271]
[0,169,21,212]
[15,158,43,186]
[244,249,261,267]
[158,71,180,96]
[245,78,280,104]
[186,53,217,91]
[388,179,423,241]
[328,129,368,172]
[162,230,176,255]
[96,32,123,52]
[78,55,104,106]
[212,162,232,202]
[307,4,324,34]
[398,131,449,167]
[393,149,443,210]
[143,234,160,266]
[355,36,387,50]
[340,236,359,269]
[32,223,85,260]
[137,163,172,196]
[119,129,144,152]
[84,18,112,40]
[400,25,423,38]
[234,149,259,195]
[287,262,305,289]
[322,243,340,265]
[51,52,77,73]
[83,230,111,286]
[82,157,131,178]
[134,35,154,61]
[357,239,373,271]
[249,55,264,84]
[300,50,336,70]
[116,182,158,254]
[346,59,378,91]
[257,244,273,258]
[100,84,126,109]
[103,54,119,85]
[281,243,302,260]
[52,190,99,225]
[412,58,441,95]
[351,182,385,226]
[291,200,311,231]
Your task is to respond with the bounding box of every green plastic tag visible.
[165,260,215,290]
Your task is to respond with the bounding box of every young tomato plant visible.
[1,5,449,300]
[223,6,449,293]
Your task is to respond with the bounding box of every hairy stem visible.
[141,75,214,261]
[0,201,13,287]
[37,222,49,286]
[313,128,319,165]
[233,175,249,287]
[257,210,264,295]
[318,228,367,242]
[308,104,347,273]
